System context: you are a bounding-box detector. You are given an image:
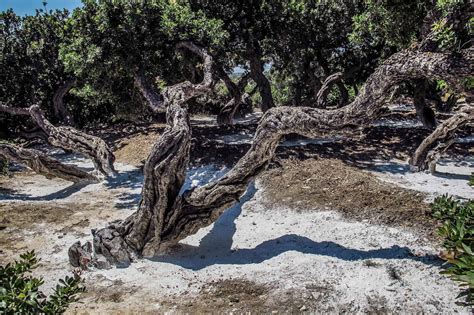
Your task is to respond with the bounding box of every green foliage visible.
[431,20,458,50]
[436,0,464,13]
[0,251,85,314]
[1,8,72,112]
[469,174,473,187]
[431,196,474,305]
[0,158,8,176]
[349,0,429,49]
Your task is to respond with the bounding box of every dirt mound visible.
[114,132,160,166]
[260,158,438,238]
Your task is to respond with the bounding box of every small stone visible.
[94,255,112,270]
[300,306,307,311]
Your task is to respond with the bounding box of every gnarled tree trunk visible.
[53,79,75,125]
[0,143,97,183]
[247,43,274,112]
[216,69,250,125]
[0,104,116,177]
[70,46,473,267]
[413,79,437,129]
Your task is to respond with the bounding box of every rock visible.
[94,254,112,270]
[68,241,93,269]
[300,305,307,311]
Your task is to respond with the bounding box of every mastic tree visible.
[69,0,473,266]
[1,7,75,129]
[61,0,227,118]
[189,0,294,112]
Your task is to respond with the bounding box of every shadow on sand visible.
[151,182,442,270]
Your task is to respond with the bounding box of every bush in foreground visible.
[431,195,473,305]
[0,251,85,314]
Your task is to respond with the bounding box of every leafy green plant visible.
[0,251,85,314]
[431,19,458,50]
[431,195,473,305]
[0,159,8,176]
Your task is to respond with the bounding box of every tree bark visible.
[247,44,274,112]
[0,104,116,177]
[133,69,166,114]
[410,102,472,172]
[0,143,97,183]
[413,79,437,129]
[71,47,473,267]
[315,72,349,108]
[216,70,250,125]
[315,52,350,107]
[53,79,75,125]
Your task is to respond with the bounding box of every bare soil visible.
[1,111,472,314]
[260,158,439,239]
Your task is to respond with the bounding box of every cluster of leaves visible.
[1,0,472,130]
[0,158,8,176]
[0,251,85,314]
[349,0,430,49]
[1,7,72,115]
[431,195,473,305]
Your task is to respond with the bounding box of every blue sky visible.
[1,0,82,16]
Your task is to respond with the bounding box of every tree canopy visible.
[1,0,472,130]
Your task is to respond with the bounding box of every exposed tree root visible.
[70,47,473,267]
[0,104,116,177]
[0,143,97,183]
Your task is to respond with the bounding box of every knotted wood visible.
[73,46,473,267]
[0,104,116,177]
[0,143,97,183]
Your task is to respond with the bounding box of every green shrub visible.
[0,251,85,314]
[0,159,8,176]
[431,195,473,305]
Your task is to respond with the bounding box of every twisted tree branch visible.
[71,47,473,267]
[0,143,97,183]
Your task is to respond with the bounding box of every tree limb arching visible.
[133,69,166,114]
[53,79,76,125]
[410,102,473,172]
[0,143,97,183]
[315,72,347,108]
[0,104,116,177]
[71,47,473,267]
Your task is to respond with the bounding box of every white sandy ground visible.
[0,148,473,313]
